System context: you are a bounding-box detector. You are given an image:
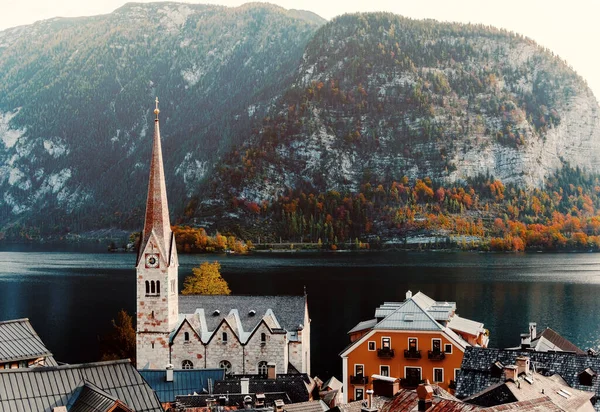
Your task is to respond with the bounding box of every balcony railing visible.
[350,375,369,385]
[400,378,423,388]
[377,348,395,359]
[428,350,446,361]
[403,349,422,359]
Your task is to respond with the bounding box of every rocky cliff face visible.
[0,2,324,233]
[216,13,600,205]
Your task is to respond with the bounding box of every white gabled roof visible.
[374,299,443,331]
[447,315,484,337]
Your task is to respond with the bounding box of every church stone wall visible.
[137,332,170,369]
[244,323,287,374]
[205,323,244,374]
[170,321,204,370]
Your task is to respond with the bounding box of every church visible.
[135,99,310,376]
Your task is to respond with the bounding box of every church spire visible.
[140,97,172,257]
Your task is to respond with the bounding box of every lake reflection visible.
[1,247,600,378]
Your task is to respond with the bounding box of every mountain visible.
[214,12,600,207]
[2,7,600,242]
[0,2,324,237]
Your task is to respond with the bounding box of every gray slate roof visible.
[0,318,53,363]
[179,295,306,332]
[138,368,225,403]
[374,299,443,331]
[0,359,162,412]
[68,381,132,412]
[456,347,600,411]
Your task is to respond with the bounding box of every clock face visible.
[145,253,160,268]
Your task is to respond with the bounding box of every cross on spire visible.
[154,97,160,120]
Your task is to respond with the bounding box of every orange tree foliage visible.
[172,226,249,254]
[181,261,231,295]
[223,165,600,251]
[99,309,136,364]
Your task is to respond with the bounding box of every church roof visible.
[178,295,306,336]
[139,368,225,403]
[0,318,53,364]
[138,97,174,266]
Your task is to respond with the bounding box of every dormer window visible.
[579,368,597,386]
[249,310,256,316]
[213,310,220,316]
[491,361,504,378]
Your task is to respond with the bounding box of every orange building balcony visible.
[377,348,395,359]
[403,349,422,359]
[427,350,446,361]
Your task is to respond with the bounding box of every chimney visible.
[520,333,531,349]
[504,365,518,382]
[166,364,174,382]
[515,356,530,376]
[241,377,250,394]
[274,399,285,412]
[267,362,276,379]
[406,290,413,300]
[529,323,537,340]
[361,389,378,412]
[417,381,433,411]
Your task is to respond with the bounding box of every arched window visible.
[156,280,160,295]
[258,361,268,376]
[145,281,150,295]
[260,333,266,344]
[151,281,155,294]
[184,332,190,342]
[182,360,193,369]
[219,360,232,375]
[222,332,228,343]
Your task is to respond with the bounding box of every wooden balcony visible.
[427,350,446,361]
[377,348,395,359]
[350,375,369,385]
[403,349,422,359]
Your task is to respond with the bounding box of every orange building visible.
[340,290,489,403]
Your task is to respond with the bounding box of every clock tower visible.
[136,98,179,369]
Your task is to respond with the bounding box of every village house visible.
[456,347,600,411]
[0,318,57,369]
[340,290,488,403]
[507,322,586,354]
[136,99,310,378]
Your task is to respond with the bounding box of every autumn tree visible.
[181,261,231,295]
[99,309,136,364]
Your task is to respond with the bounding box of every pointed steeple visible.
[140,97,172,257]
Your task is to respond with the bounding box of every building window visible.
[355,364,364,376]
[368,341,376,351]
[222,332,228,343]
[355,388,364,401]
[151,342,154,349]
[444,344,453,354]
[184,332,190,342]
[261,332,267,344]
[408,338,418,351]
[171,279,175,294]
[156,280,160,295]
[258,361,268,376]
[150,281,155,294]
[145,281,150,295]
[182,360,194,369]
[433,368,444,383]
[219,360,232,375]
[382,337,391,349]
[432,339,441,353]
[380,365,390,377]
[454,369,460,381]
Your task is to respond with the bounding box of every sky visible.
[2,0,600,102]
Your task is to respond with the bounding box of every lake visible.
[2,245,600,379]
